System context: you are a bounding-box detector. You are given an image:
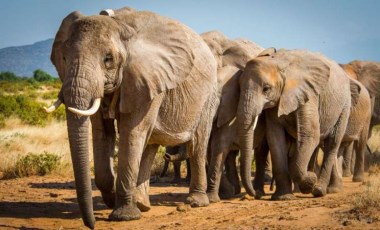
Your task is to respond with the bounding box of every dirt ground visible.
[0,175,378,230]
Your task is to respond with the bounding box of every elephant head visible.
[340,60,380,98]
[48,7,202,228]
[237,48,330,196]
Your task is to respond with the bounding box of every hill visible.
[0,39,57,77]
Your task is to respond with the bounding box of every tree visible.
[0,71,19,81]
[33,69,55,82]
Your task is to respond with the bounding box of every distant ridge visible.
[0,39,57,77]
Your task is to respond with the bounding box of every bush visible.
[2,152,62,179]
[33,69,55,82]
[0,71,19,81]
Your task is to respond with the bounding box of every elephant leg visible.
[327,147,344,194]
[219,173,235,199]
[312,109,349,197]
[136,144,159,212]
[186,97,218,208]
[160,159,169,177]
[185,159,191,183]
[109,96,162,221]
[308,147,320,173]
[206,141,229,203]
[342,142,353,177]
[225,150,241,196]
[172,160,182,184]
[253,140,269,199]
[90,111,116,209]
[207,124,235,203]
[265,112,294,200]
[353,128,369,182]
[289,102,320,195]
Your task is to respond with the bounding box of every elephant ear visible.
[349,78,362,107]
[354,61,380,98]
[51,11,83,80]
[277,51,330,117]
[216,66,242,127]
[222,45,251,70]
[116,12,199,113]
[257,47,277,57]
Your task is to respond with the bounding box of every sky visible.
[0,0,379,63]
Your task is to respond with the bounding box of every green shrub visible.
[0,71,20,81]
[2,152,62,179]
[33,69,55,82]
[0,95,19,118]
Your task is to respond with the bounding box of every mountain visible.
[0,39,57,77]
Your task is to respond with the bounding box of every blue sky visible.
[0,0,379,63]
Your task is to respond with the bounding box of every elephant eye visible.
[263,85,271,94]
[104,54,114,68]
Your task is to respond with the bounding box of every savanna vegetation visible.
[0,71,170,180]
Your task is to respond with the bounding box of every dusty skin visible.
[0,176,378,230]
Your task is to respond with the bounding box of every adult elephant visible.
[45,7,218,229]
[237,48,355,199]
[327,79,371,192]
[199,31,267,202]
[340,61,380,176]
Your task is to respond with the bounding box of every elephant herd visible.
[44,7,380,229]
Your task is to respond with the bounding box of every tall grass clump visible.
[353,163,380,211]
[2,151,62,179]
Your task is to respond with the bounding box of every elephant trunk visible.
[62,63,103,229]
[237,90,260,197]
[66,111,95,229]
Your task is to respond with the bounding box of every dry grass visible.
[0,118,174,180]
[354,168,380,210]
[0,118,87,178]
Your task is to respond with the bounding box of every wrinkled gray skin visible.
[340,61,380,177]
[238,48,352,200]
[160,145,190,183]
[200,31,267,202]
[327,80,371,192]
[50,7,218,228]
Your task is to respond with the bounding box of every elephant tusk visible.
[68,98,101,116]
[252,116,258,131]
[43,99,62,113]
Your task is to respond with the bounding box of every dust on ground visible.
[0,176,378,230]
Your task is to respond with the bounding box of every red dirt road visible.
[0,176,378,229]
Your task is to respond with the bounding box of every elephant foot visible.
[207,192,220,203]
[101,190,116,209]
[186,192,209,207]
[342,169,352,177]
[271,192,297,201]
[312,184,326,197]
[109,204,141,221]
[254,189,266,200]
[219,185,236,200]
[293,183,301,193]
[298,172,317,194]
[136,184,151,212]
[352,175,364,182]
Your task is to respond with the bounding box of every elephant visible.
[45,7,219,228]
[307,77,371,189]
[327,79,371,191]
[340,60,380,176]
[160,145,190,183]
[199,31,268,202]
[237,48,356,199]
